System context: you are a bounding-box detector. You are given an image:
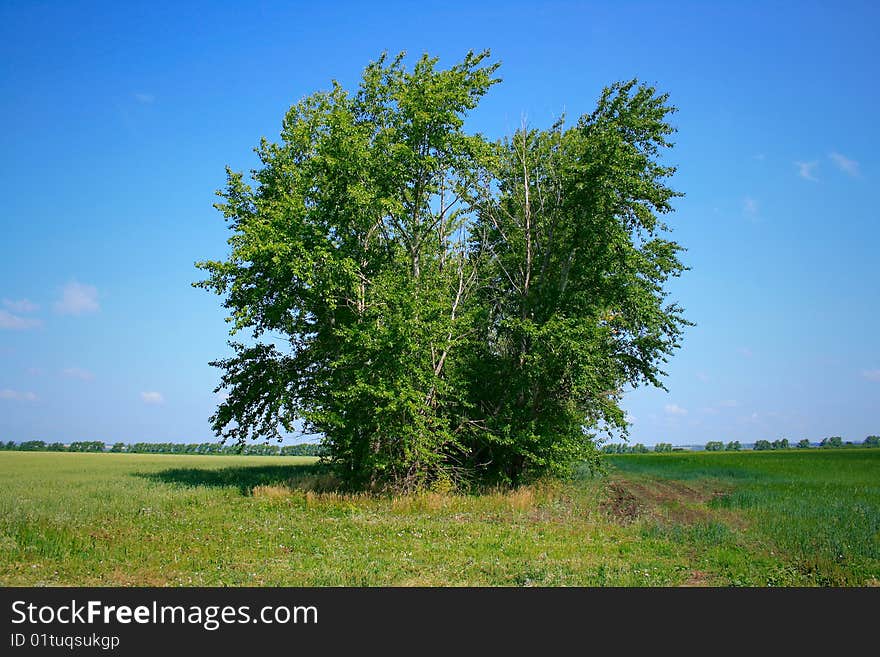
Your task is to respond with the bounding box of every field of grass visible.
[606,449,880,585]
[1,449,878,586]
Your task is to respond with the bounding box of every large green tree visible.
[464,82,688,484]
[196,52,689,491]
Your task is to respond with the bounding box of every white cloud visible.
[664,404,688,416]
[0,389,38,401]
[3,298,38,313]
[62,367,95,381]
[863,369,880,382]
[54,281,99,316]
[215,391,230,402]
[829,152,860,177]
[0,310,42,330]
[141,391,164,404]
[134,92,155,104]
[795,160,819,181]
[743,197,758,216]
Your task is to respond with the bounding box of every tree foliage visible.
[196,52,690,491]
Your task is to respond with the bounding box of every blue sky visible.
[1,1,877,446]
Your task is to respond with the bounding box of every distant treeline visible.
[5,436,876,457]
[0,441,327,456]
[603,435,880,454]
[602,442,680,454]
[751,436,880,451]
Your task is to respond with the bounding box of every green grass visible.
[1,450,877,586]
[608,449,880,586]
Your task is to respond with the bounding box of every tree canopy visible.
[195,51,689,491]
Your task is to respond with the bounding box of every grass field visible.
[1,449,878,586]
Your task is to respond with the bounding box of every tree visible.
[197,51,500,491]
[796,439,811,449]
[464,83,687,485]
[18,440,46,451]
[705,441,724,451]
[753,440,772,451]
[863,435,880,448]
[725,441,741,451]
[771,438,789,450]
[196,52,689,492]
[69,441,105,452]
[820,436,843,448]
[654,442,674,453]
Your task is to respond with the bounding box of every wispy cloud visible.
[0,310,42,330]
[795,160,819,181]
[863,369,880,382]
[664,403,688,416]
[742,196,759,217]
[141,391,164,404]
[3,298,38,313]
[0,389,38,401]
[54,281,99,316]
[134,92,155,104]
[829,152,860,177]
[62,367,95,381]
[738,347,754,358]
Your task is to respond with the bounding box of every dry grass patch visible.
[252,485,294,500]
[601,476,737,526]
